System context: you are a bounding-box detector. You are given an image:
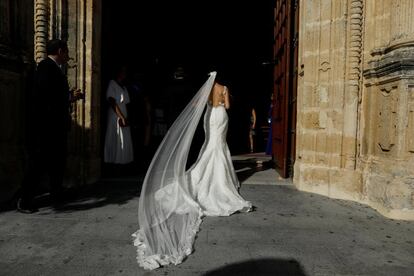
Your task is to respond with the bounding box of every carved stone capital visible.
[364,40,414,83]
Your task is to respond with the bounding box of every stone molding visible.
[348,0,363,84]
[34,0,49,63]
[363,40,414,82]
[342,0,364,169]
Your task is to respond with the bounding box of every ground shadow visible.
[45,176,143,213]
[1,156,270,213]
[203,258,307,276]
[0,176,143,214]
[233,158,274,184]
[1,179,143,215]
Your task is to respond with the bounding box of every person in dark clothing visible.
[17,39,83,213]
[127,72,152,171]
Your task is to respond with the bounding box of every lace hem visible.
[132,202,251,270]
[132,210,204,270]
[202,201,252,217]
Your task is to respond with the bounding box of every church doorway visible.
[101,1,277,175]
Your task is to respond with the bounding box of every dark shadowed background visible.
[101,0,274,166]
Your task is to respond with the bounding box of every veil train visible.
[133,72,217,270]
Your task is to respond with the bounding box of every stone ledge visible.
[364,40,414,80]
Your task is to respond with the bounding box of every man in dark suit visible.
[17,39,83,213]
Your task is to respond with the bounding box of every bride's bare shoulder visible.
[213,82,225,92]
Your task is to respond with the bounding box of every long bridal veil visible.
[133,72,217,270]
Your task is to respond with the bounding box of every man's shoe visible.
[17,198,38,214]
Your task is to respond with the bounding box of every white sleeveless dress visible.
[155,87,252,216]
[104,80,134,164]
[188,91,252,216]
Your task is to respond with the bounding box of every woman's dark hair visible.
[207,63,230,85]
[214,71,227,84]
[46,39,68,55]
[112,63,127,78]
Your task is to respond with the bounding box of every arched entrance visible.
[101,1,276,175]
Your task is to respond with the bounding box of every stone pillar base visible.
[294,160,414,220]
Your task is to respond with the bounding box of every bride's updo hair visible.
[207,64,230,86]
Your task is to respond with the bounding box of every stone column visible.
[342,0,363,170]
[361,0,414,220]
[389,0,414,42]
[295,0,362,201]
[34,0,49,63]
[64,0,101,186]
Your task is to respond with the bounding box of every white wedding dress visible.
[188,101,252,216]
[132,72,251,270]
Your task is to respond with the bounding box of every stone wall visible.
[58,0,102,187]
[294,0,362,200]
[360,0,414,220]
[295,0,414,220]
[0,0,101,203]
[0,0,35,202]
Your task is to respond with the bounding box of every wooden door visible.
[272,0,299,178]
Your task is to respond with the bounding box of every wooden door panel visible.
[272,0,298,178]
[289,0,299,176]
[272,0,289,178]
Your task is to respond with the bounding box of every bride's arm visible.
[224,87,230,109]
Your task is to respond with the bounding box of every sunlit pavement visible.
[0,154,413,276]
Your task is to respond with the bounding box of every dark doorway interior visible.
[101,0,274,174]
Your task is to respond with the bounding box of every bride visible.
[132,72,252,270]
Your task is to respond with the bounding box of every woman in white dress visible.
[133,72,251,270]
[188,81,252,216]
[104,66,134,164]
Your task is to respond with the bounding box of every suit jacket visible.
[34,57,70,145]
